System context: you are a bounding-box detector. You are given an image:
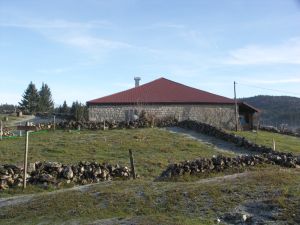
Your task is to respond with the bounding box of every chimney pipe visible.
[134,77,141,87]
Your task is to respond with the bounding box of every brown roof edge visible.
[238,101,260,113]
[87,102,237,106]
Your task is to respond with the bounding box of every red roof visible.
[87,77,238,105]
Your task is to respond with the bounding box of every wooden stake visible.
[23,131,29,189]
[19,122,22,137]
[129,149,136,179]
[53,115,56,131]
[0,120,3,141]
[234,81,239,132]
[272,138,276,151]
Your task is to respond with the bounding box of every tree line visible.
[18,82,88,121]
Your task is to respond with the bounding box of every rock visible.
[62,166,74,180]
[28,163,36,173]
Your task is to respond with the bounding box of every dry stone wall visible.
[158,153,300,180]
[0,161,131,190]
[89,104,236,130]
[156,120,300,180]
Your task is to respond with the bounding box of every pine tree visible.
[38,83,54,113]
[19,82,40,114]
[71,101,87,121]
[61,100,69,114]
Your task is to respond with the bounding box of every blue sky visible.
[1,0,300,105]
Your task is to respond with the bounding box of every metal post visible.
[234,81,239,132]
[23,131,29,189]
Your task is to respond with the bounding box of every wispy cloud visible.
[149,22,185,29]
[0,17,131,54]
[225,38,300,65]
[36,67,73,74]
[0,19,111,29]
[240,77,300,84]
[57,35,132,51]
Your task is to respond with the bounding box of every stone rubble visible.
[0,127,14,137]
[56,116,177,130]
[0,161,132,190]
[177,120,299,155]
[259,125,300,138]
[158,153,300,180]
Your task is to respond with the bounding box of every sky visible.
[1,0,300,106]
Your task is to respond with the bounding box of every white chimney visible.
[134,77,141,87]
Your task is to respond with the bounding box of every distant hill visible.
[241,95,300,129]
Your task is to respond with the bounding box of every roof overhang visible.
[238,101,260,113]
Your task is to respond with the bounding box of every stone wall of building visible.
[88,104,236,129]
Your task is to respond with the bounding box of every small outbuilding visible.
[87,77,258,130]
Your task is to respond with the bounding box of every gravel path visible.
[165,127,255,155]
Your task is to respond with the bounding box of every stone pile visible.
[0,161,131,190]
[158,153,300,180]
[36,123,53,130]
[177,120,299,155]
[259,125,300,138]
[56,117,178,130]
[1,127,14,137]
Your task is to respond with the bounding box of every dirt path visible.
[0,172,249,209]
[0,182,111,208]
[165,127,255,155]
[5,115,35,127]
[195,172,250,184]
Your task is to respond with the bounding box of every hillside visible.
[241,95,300,129]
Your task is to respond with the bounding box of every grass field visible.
[0,128,300,224]
[0,128,234,178]
[1,167,299,225]
[233,130,300,154]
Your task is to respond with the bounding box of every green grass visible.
[0,128,233,178]
[232,130,300,154]
[1,128,300,224]
[0,167,299,225]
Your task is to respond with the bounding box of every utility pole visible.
[234,81,239,132]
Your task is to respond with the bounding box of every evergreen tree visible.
[19,82,39,114]
[61,100,69,114]
[70,101,88,121]
[38,83,54,113]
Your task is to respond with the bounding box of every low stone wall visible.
[158,153,300,180]
[156,120,300,180]
[177,120,290,154]
[0,161,131,190]
[259,125,300,138]
[57,117,177,130]
[0,127,14,137]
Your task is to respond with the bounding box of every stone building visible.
[87,77,258,130]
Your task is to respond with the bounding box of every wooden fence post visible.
[23,131,29,189]
[53,115,56,131]
[272,138,276,151]
[129,149,136,179]
[0,120,3,141]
